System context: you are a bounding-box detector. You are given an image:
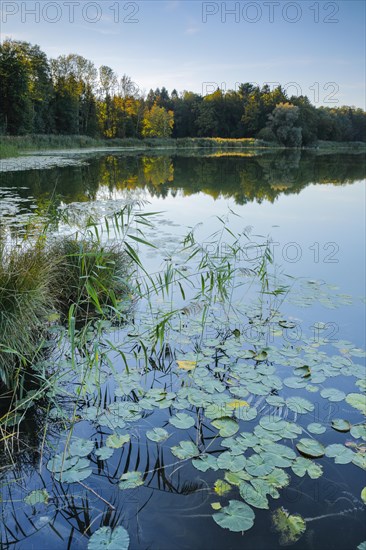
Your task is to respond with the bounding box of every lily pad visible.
[239,482,269,509]
[214,479,232,496]
[307,423,326,435]
[325,444,354,464]
[169,413,195,429]
[106,433,131,449]
[320,388,346,402]
[217,452,247,472]
[88,526,130,550]
[212,417,239,437]
[171,440,199,460]
[291,457,323,479]
[69,439,95,458]
[95,447,114,460]
[361,487,366,505]
[286,397,314,414]
[296,438,325,458]
[146,427,169,442]
[24,489,49,506]
[346,393,366,415]
[192,454,219,472]
[118,471,144,490]
[212,500,255,532]
[272,507,306,546]
[331,419,351,432]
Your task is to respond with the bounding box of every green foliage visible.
[272,507,306,546]
[0,39,364,143]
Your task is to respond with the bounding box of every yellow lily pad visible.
[177,360,196,371]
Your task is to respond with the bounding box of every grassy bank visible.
[1,134,364,159]
[0,135,276,158]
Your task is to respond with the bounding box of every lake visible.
[0,149,365,550]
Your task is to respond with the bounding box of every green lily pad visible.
[106,433,131,449]
[352,453,366,470]
[325,444,354,464]
[146,427,169,442]
[286,397,314,414]
[69,439,95,458]
[95,447,114,460]
[169,413,195,429]
[296,438,325,458]
[88,526,130,550]
[171,440,199,460]
[245,454,274,476]
[24,489,49,506]
[212,417,239,437]
[331,419,351,432]
[239,482,269,509]
[118,471,144,490]
[320,388,346,402]
[346,393,366,415]
[212,500,255,532]
[291,457,323,479]
[307,423,326,435]
[192,454,219,472]
[361,487,366,504]
[217,451,247,472]
[272,507,306,546]
[351,424,366,441]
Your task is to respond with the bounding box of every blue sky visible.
[1,0,365,107]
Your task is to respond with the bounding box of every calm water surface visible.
[0,150,365,550]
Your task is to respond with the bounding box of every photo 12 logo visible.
[1,2,140,24]
[202,2,340,24]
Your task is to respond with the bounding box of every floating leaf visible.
[192,454,218,472]
[69,439,95,458]
[171,440,199,460]
[331,419,351,432]
[307,423,326,435]
[291,457,323,479]
[217,451,247,472]
[351,424,366,441]
[177,360,196,371]
[88,526,130,550]
[325,444,354,464]
[225,470,252,485]
[106,433,130,449]
[24,489,49,506]
[211,502,221,510]
[272,507,306,546]
[346,393,366,415]
[286,397,314,414]
[245,454,274,476]
[58,458,92,483]
[320,388,346,402]
[212,417,239,437]
[227,400,249,409]
[214,479,231,496]
[361,488,366,505]
[95,447,114,460]
[357,543,366,550]
[212,500,255,532]
[239,482,269,509]
[119,471,144,490]
[146,427,169,442]
[353,453,366,470]
[169,413,195,429]
[296,438,325,458]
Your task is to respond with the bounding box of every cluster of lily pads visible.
[40,285,366,548]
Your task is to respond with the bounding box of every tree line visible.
[1,40,365,146]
